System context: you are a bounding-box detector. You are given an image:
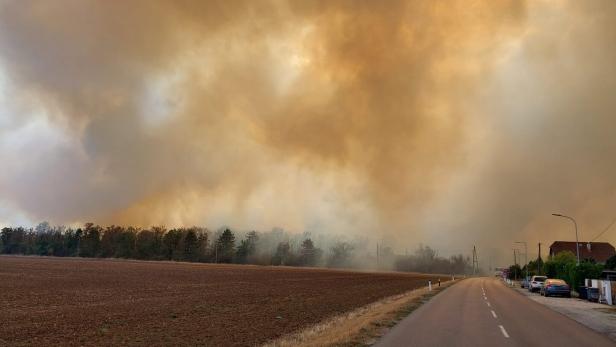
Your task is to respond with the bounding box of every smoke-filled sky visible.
[1,0,615,267]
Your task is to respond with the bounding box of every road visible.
[376,277,615,347]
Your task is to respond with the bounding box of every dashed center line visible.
[487,302,491,307]
[499,325,510,338]
[491,310,497,318]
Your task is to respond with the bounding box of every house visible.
[549,241,615,263]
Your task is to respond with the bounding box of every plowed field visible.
[0,256,442,346]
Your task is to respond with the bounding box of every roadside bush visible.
[507,264,522,280]
[543,251,603,287]
[605,255,616,270]
[572,260,603,287]
[544,251,576,280]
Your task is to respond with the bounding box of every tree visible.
[415,244,437,273]
[1,227,24,254]
[572,260,603,288]
[162,228,182,260]
[195,229,209,262]
[236,231,259,264]
[328,242,354,268]
[605,255,616,270]
[150,226,167,260]
[34,229,51,256]
[49,227,67,257]
[64,228,82,257]
[300,238,321,266]
[216,229,236,263]
[135,229,161,260]
[544,251,576,279]
[33,222,55,255]
[508,264,522,280]
[182,228,199,261]
[100,225,123,258]
[449,254,471,275]
[524,258,544,277]
[35,221,51,234]
[116,227,136,258]
[272,241,291,266]
[79,223,102,257]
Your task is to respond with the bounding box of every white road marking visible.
[499,325,510,338]
[487,302,491,307]
[491,310,497,318]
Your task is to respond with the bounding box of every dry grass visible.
[263,279,459,347]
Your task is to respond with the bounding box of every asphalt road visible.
[376,277,615,347]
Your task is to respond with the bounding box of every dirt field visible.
[0,256,443,346]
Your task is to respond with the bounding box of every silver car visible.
[529,275,547,292]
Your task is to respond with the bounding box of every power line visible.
[591,217,616,241]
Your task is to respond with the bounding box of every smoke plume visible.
[1,1,615,266]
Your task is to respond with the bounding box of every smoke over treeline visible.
[1,1,616,266]
[0,222,471,274]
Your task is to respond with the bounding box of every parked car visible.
[540,279,571,297]
[521,277,529,289]
[529,275,547,292]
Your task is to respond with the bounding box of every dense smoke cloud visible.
[0,1,615,266]
[421,1,616,265]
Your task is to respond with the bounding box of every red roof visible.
[549,241,615,263]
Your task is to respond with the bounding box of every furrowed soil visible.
[0,256,442,346]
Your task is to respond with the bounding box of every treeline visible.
[389,244,472,275]
[0,223,325,266]
[0,222,472,274]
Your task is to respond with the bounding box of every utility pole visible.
[513,249,518,280]
[489,255,492,273]
[516,241,528,281]
[538,242,542,274]
[472,246,479,276]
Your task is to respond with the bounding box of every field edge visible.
[263,278,461,347]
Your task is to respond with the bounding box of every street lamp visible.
[552,213,580,265]
[512,248,519,280]
[515,241,528,281]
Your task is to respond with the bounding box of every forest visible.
[0,222,472,274]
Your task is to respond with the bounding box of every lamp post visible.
[552,213,580,265]
[512,248,519,281]
[515,241,528,281]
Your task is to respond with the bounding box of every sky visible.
[0,0,615,267]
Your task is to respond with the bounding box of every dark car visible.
[540,279,571,297]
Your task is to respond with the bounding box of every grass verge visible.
[263,279,460,347]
